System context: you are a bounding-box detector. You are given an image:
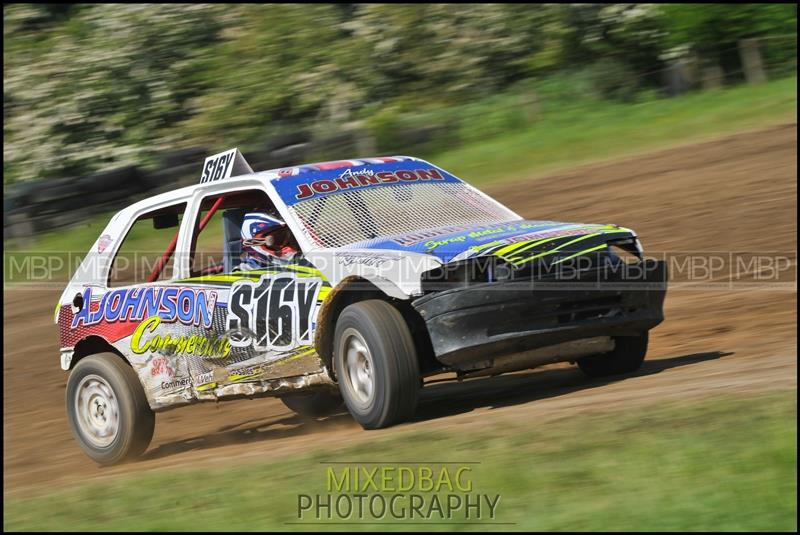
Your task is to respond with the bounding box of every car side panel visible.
[59,262,335,410]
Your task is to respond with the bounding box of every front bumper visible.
[412,260,667,368]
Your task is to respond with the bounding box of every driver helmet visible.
[241,212,296,264]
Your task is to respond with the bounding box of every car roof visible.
[117,155,425,216]
[257,155,423,180]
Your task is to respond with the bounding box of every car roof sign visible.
[200,148,253,184]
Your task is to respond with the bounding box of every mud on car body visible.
[57,149,667,465]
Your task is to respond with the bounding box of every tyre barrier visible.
[261,131,311,153]
[3,131,379,241]
[157,147,208,170]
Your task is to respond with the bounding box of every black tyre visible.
[66,353,155,466]
[577,333,649,377]
[334,300,420,429]
[280,390,343,418]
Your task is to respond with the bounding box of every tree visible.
[660,4,797,73]
[4,4,223,182]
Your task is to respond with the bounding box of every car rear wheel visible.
[280,390,343,418]
[334,300,420,429]
[66,353,155,466]
[577,333,649,377]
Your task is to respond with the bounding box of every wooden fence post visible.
[522,91,540,122]
[701,60,725,90]
[739,38,767,85]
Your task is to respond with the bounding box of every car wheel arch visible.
[314,276,438,379]
[315,276,386,378]
[69,335,130,370]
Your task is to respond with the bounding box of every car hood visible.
[349,219,637,264]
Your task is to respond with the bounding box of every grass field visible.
[435,75,797,186]
[4,391,796,531]
[4,75,796,258]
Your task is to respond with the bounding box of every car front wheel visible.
[66,353,155,466]
[334,300,420,429]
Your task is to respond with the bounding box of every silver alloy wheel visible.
[341,328,375,407]
[74,374,120,448]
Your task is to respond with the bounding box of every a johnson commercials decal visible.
[71,286,219,329]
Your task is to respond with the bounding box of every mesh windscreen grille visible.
[290,183,517,248]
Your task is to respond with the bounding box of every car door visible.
[173,184,333,402]
[73,199,212,408]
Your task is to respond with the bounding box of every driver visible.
[238,212,298,270]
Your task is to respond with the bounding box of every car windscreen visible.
[272,162,518,249]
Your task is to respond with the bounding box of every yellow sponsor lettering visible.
[130,316,161,354]
[130,315,230,358]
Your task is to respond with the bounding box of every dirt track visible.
[4,123,797,496]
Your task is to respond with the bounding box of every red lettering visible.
[335,176,359,189]
[357,174,379,185]
[376,171,398,183]
[396,170,418,181]
[295,183,314,199]
[416,168,443,180]
[313,180,337,193]
[295,167,444,200]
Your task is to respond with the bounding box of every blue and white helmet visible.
[241,212,293,264]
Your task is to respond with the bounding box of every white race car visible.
[57,149,666,465]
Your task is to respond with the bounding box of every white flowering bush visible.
[4,4,223,183]
[4,4,795,185]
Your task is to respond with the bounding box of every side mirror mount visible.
[72,292,84,311]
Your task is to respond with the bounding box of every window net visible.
[288,182,518,249]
